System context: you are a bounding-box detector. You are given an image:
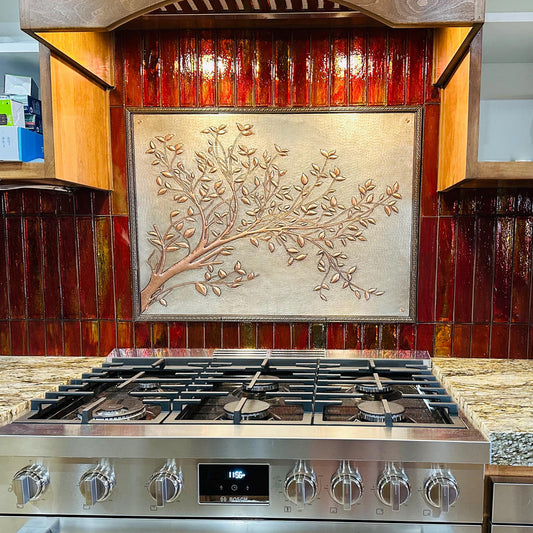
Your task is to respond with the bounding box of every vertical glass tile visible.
[222,322,239,348]
[331,30,349,107]
[81,321,99,356]
[169,322,187,348]
[95,217,115,320]
[152,322,169,349]
[0,321,11,355]
[45,321,63,355]
[454,218,475,323]
[274,30,291,107]
[24,218,44,319]
[22,190,39,214]
[117,321,134,348]
[367,28,387,105]
[424,30,440,103]
[345,324,362,349]
[0,220,6,320]
[7,218,25,319]
[310,323,325,349]
[327,323,345,349]
[416,324,434,355]
[205,322,222,348]
[4,190,22,214]
[217,30,235,107]
[490,324,509,358]
[199,31,216,107]
[420,104,440,216]
[39,192,55,215]
[349,29,367,105]
[142,31,160,107]
[59,218,80,320]
[512,217,532,323]
[134,321,151,348]
[179,31,198,107]
[274,323,291,349]
[509,324,528,359]
[473,217,494,322]
[434,323,452,356]
[110,106,129,217]
[363,324,379,349]
[64,321,82,356]
[93,192,110,217]
[291,31,310,107]
[188,322,205,348]
[387,29,406,105]
[113,216,133,320]
[255,30,273,106]
[28,321,46,356]
[76,218,97,319]
[471,324,490,358]
[406,29,425,104]
[235,30,254,107]
[310,30,330,107]
[436,218,456,322]
[381,324,398,350]
[452,324,471,357]
[292,323,309,349]
[123,31,143,107]
[240,322,256,349]
[417,217,438,322]
[110,31,125,106]
[398,324,415,350]
[99,320,117,356]
[75,191,92,216]
[493,218,514,322]
[10,321,28,356]
[160,30,180,107]
[257,322,274,349]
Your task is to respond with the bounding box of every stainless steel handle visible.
[12,465,50,506]
[13,476,31,505]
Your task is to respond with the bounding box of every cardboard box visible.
[25,114,42,134]
[4,74,39,98]
[0,127,44,162]
[5,94,41,115]
[0,99,25,128]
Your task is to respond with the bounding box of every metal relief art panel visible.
[128,109,421,321]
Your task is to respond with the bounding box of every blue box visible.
[0,127,44,162]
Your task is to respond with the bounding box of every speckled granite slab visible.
[0,357,106,426]
[432,358,533,467]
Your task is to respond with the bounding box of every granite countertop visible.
[432,358,533,467]
[0,357,107,426]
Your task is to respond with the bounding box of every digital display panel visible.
[198,464,269,504]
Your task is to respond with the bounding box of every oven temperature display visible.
[198,464,269,504]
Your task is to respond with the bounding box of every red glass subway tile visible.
[81,321,99,356]
[471,324,490,358]
[64,321,81,356]
[6,218,25,319]
[99,320,116,356]
[509,324,528,359]
[473,189,496,216]
[512,217,532,323]
[160,31,180,107]
[110,107,129,216]
[240,322,256,349]
[398,323,414,350]
[530,326,533,359]
[56,192,74,215]
[349,29,367,105]
[493,218,514,323]
[257,322,274,349]
[292,323,309,349]
[255,30,273,107]
[387,30,406,105]
[117,321,134,348]
[363,324,379,350]
[93,192,110,216]
[381,324,398,350]
[0,220,8,320]
[366,28,387,106]
[424,30,440,103]
[452,324,471,357]
[435,218,456,322]
[345,323,362,349]
[456,189,477,216]
[217,30,235,107]
[331,30,349,107]
[123,31,143,107]
[454,217,475,323]
[110,31,125,106]
[152,322,168,349]
[24,217,44,319]
[39,191,56,214]
[205,322,221,348]
[40,214,62,327]
[0,321,10,355]
[76,218,97,319]
[4,190,22,214]
[188,322,205,348]
[75,191,92,216]
[292,31,310,107]
[22,190,39,214]
[95,218,115,320]
[439,190,459,216]
[327,323,345,349]
[473,217,494,322]
[434,323,452,356]
[274,30,291,107]
[416,217,437,322]
[235,30,254,107]
[274,322,291,349]
[28,321,46,356]
[169,322,187,348]
[310,30,330,107]
[420,104,439,217]
[415,323,434,355]
[406,29,426,105]
[496,190,516,215]
[179,31,198,107]
[134,321,151,348]
[45,321,63,355]
[112,216,132,320]
[490,324,509,358]
[311,323,326,349]
[198,31,216,107]
[516,190,533,215]
[10,321,28,356]
[142,31,160,107]
[222,322,239,349]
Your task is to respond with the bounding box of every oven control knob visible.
[424,473,459,512]
[148,465,183,507]
[330,461,363,510]
[79,465,115,506]
[12,464,50,505]
[377,469,411,511]
[284,460,317,506]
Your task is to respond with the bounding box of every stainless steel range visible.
[0,349,489,533]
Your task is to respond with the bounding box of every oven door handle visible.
[16,517,59,533]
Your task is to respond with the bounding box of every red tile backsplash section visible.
[2,28,533,359]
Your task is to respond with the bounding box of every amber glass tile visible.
[420,104,439,217]
[217,30,235,107]
[490,324,509,358]
[117,321,134,348]
[512,217,532,323]
[179,31,198,107]
[76,218,97,319]
[387,29,406,105]
[406,29,425,104]
[198,31,216,107]
[235,30,254,106]
[310,30,330,107]
[152,322,169,349]
[255,30,273,106]
[291,31,310,107]
[24,218,44,319]
[6,218,25,319]
[274,30,291,107]
[142,31,160,106]
[222,322,239,348]
[349,29,367,105]
[10,321,28,356]
[345,323,362,349]
[310,323,325,349]
[367,28,387,105]
[509,324,528,359]
[81,321,99,356]
[274,322,291,349]
[169,322,187,348]
[454,218,475,323]
[99,320,117,356]
[0,220,8,320]
[327,323,345,349]
[416,323,434,355]
[292,323,309,349]
[64,321,82,356]
[28,321,46,356]
[205,322,222,348]
[113,216,133,320]
[434,323,452,356]
[123,31,143,107]
[471,324,490,358]
[188,322,205,348]
[435,218,456,322]
[160,30,180,107]
[95,217,115,320]
[493,218,514,323]
[45,321,63,355]
[330,30,348,107]
[239,322,256,349]
[110,31,125,106]
[381,324,398,350]
[134,321,151,348]
[257,322,274,349]
[452,324,471,357]
[417,217,437,322]
[110,107,129,217]
[363,324,379,350]
[0,321,11,355]
[398,324,415,350]
[473,217,494,322]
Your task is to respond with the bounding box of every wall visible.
[0,27,532,358]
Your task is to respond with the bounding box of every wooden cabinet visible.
[437,3,533,190]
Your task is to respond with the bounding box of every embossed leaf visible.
[184,228,195,239]
[195,283,208,296]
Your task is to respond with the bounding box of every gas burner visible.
[80,396,147,421]
[354,376,395,394]
[139,382,160,390]
[244,375,280,393]
[358,400,405,423]
[223,399,270,421]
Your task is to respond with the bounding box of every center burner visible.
[244,375,280,393]
[82,395,147,421]
[223,399,271,421]
[358,400,406,423]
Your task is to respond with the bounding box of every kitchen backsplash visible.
[0,28,532,358]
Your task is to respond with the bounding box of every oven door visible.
[0,517,483,533]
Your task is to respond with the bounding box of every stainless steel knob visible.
[424,472,459,512]
[79,464,115,506]
[284,460,318,506]
[377,464,410,511]
[330,460,363,510]
[148,463,183,507]
[12,464,50,505]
